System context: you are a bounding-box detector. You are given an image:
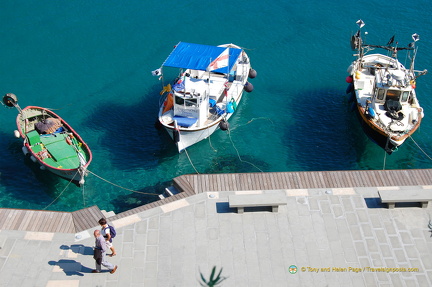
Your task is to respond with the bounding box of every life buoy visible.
[355,71,361,80]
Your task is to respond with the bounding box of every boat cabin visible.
[171,74,211,127]
[372,68,413,112]
[374,88,411,111]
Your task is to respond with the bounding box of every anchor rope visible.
[229,117,273,132]
[184,148,200,174]
[207,128,217,152]
[87,169,159,196]
[227,129,263,172]
[409,135,432,161]
[43,169,80,210]
[81,182,86,208]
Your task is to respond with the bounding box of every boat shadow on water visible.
[286,87,430,171]
[0,130,75,208]
[82,84,179,171]
[283,87,376,171]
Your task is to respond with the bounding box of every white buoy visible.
[22,146,29,155]
[30,155,37,163]
[40,165,46,170]
[13,130,20,138]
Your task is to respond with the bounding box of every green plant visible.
[199,266,227,287]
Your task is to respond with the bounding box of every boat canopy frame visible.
[162,42,242,74]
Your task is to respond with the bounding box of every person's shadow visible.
[48,244,94,276]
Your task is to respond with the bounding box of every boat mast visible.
[409,33,419,73]
[351,20,366,66]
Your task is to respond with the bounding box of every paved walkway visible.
[1,186,432,287]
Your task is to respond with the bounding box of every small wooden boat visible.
[153,42,256,152]
[2,93,92,185]
[346,20,427,154]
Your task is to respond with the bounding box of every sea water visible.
[1,0,432,213]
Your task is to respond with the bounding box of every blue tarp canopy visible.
[162,42,242,74]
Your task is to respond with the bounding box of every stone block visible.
[374,229,388,244]
[308,197,320,211]
[341,197,354,212]
[365,238,379,253]
[354,241,367,257]
[399,231,413,245]
[394,249,407,263]
[360,223,374,238]
[379,244,393,258]
[146,229,159,245]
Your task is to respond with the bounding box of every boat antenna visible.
[409,33,420,73]
[352,20,365,58]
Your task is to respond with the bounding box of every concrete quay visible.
[1,185,432,287]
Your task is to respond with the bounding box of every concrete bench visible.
[378,189,432,209]
[228,194,287,213]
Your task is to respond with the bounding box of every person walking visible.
[92,230,118,274]
[99,218,117,257]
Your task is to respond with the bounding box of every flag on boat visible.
[151,68,162,76]
[160,84,171,95]
[207,48,229,71]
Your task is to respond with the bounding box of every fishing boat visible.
[2,93,92,185]
[346,20,427,154]
[153,42,256,152]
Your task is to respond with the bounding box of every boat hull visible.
[17,106,92,185]
[162,97,241,152]
[353,102,400,154]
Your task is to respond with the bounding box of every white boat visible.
[153,42,256,152]
[346,20,427,154]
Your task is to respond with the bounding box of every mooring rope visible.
[81,182,86,208]
[227,129,263,172]
[409,135,432,161]
[383,150,387,170]
[87,169,159,196]
[229,117,273,132]
[207,128,217,152]
[43,169,80,210]
[184,148,200,174]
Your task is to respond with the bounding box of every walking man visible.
[92,230,118,274]
[99,218,117,257]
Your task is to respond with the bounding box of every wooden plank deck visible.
[176,169,432,193]
[2,169,432,233]
[0,205,104,233]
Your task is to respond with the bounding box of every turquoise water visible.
[1,0,432,213]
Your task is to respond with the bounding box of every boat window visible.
[185,98,197,107]
[401,91,410,102]
[385,90,401,101]
[175,95,185,105]
[377,89,385,101]
[175,95,197,107]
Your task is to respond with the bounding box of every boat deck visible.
[1,169,432,233]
